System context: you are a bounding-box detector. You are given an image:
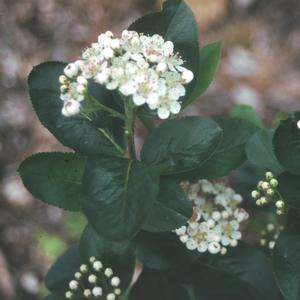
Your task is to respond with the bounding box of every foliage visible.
[19,1,300,299]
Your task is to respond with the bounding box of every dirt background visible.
[0,0,299,299]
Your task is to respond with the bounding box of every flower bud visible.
[261,181,270,190]
[92,287,103,297]
[88,274,97,284]
[77,76,88,86]
[69,280,78,290]
[251,190,260,199]
[74,272,82,280]
[80,264,88,273]
[65,291,73,299]
[62,100,81,117]
[266,188,274,196]
[64,63,79,78]
[276,200,284,209]
[93,261,103,271]
[181,70,194,83]
[111,276,120,287]
[84,289,92,297]
[104,268,113,277]
[76,84,87,94]
[107,293,116,300]
[114,288,122,295]
[59,75,68,84]
[265,171,274,180]
[270,179,278,188]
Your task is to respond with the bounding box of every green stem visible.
[123,97,137,159]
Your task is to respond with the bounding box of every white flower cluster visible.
[175,180,249,255]
[65,256,121,300]
[59,30,194,119]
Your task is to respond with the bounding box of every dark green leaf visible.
[129,0,200,105]
[273,111,300,176]
[45,246,82,293]
[176,117,257,180]
[80,225,135,290]
[246,129,283,174]
[141,116,223,174]
[183,42,221,107]
[273,210,300,300]
[19,152,85,211]
[143,179,192,232]
[278,172,300,210]
[28,61,122,156]
[133,231,199,270]
[231,105,264,128]
[130,268,193,300]
[193,243,279,300]
[82,156,160,240]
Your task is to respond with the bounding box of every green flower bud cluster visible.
[65,256,121,300]
[251,172,285,215]
[259,223,283,251]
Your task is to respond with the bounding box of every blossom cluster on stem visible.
[65,256,121,300]
[175,180,249,255]
[59,30,194,119]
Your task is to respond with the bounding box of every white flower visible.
[69,280,78,290]
[175,180,248,255]
[62,100,81,117]
[59,30,194,119]
[111,276,120,287]
[297,120,300,130]
[92,287,103,297]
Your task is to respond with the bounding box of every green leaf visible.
[273,111,300,176]
[231,105,264,128]
[273,210,300,300]
[193,243,279,300]
[80,225,135,290]
[143,179,192,232]
[45,246,82,293]
[133,231,199,270]
[141,116,223,174]
[129,268,193,300]
[82,156,160,241]
[246,129,283,174]
[278,172,300,210]
[19,152,85,211]
[176,117,257,180]
[129,0,200,105]
[28,61,123,156]
[183,41,221,108]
